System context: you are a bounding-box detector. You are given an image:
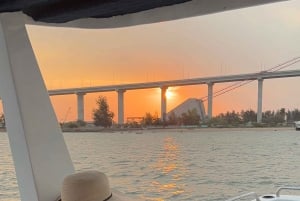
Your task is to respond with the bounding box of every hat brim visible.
[110,189,139,201]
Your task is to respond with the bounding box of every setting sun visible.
[166,90,175,100]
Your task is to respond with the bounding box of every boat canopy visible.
[0,0,286,27]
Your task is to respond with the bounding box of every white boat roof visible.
[0,0,287,28]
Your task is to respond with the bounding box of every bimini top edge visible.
[0,0,287,29]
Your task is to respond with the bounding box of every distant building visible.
[167,98,206,121]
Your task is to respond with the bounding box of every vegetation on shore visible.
[59,108,300,130]
[0,114,5,128]
[92,96,114,128]
[1,95,299,130]
[208,108,300,128]
[122,108,300,129]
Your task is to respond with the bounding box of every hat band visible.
[103,193,113,201]
[56,193,112,201]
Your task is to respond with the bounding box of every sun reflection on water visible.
[149,137,187,201]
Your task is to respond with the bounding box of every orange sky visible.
[2,1,299,122]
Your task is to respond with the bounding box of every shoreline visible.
[61,126,296,133]
[0,126,296,133]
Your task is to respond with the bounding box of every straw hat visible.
[60,171,132,201]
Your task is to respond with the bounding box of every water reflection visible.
[3,130,300,201]
[0,134,20,201]
[149,137,187,201]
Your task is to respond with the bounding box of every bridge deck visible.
[48,69,300,96]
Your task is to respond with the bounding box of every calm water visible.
[1,129,300,201]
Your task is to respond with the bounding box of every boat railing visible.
[276,186,300,197]
[225,192,260,201]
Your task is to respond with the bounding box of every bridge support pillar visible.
[207,82,214,119]
[161,86,168,123]
[76,92,86,122]
[257,78,264,123]
[117,89,126,125]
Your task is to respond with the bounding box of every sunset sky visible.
[9,0,299,122]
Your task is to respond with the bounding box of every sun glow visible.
[166,90,175,100]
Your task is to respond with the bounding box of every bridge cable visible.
[200,57,300,102]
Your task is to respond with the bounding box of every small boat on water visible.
[226,187,300,201]
[295,121,300,131]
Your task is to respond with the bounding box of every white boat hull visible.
[227,187,300,201]
[256,195,300,201]
[295,121,300,131]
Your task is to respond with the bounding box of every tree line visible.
[91,96,202,128]
[58,95,300,128]
[139,108,201,127]
[0,113,5,127]
[125,108,300,128]
[2,96,299,129]
[208,108,300,127]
